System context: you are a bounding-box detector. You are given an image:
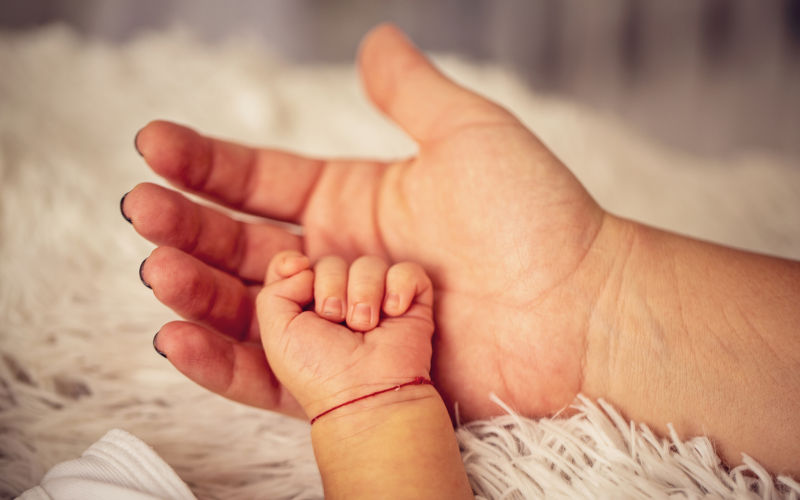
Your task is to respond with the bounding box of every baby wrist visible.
[309,383,470,498]
[309,382,443,441]
[309,376,433,425]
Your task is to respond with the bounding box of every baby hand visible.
[256,251,435,421]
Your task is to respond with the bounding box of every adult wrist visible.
[582,218,800,473]
[579,213,649,404]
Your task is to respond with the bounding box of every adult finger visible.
[358,24,514,144]
[154,321,305,418]
[123,182,302,281]
[346,255,389,332]
[135,120,324,222]
[140,246,258,342]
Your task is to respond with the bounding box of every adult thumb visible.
[357,24,511,144]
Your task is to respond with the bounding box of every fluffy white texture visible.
[0,25,798,499]
[461,396,800,499]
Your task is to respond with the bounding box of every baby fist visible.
[256,251,435,420]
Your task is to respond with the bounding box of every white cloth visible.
[18,429,195,500]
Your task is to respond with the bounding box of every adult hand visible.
[122,23,620,420]
[123,24,800,474]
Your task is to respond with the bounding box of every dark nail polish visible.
[139,259,152,289]
[134,128,143,157]
[153,331,167,358]
[120,191,132,224]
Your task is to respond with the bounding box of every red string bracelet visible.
[310,376,433,425]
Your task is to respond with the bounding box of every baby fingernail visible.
[139,259,152,289]
[352,303,372,326]
[386,293,400,311]
[120,191,132,224]
[322,297,343,318]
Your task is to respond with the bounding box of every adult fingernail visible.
[322,297,343,318]
[120,191,132,224]
[153,331,167,358]
[134,128,143,157]
[352,303,372,326]
[139,259,152,289]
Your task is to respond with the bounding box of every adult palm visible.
[126,24,611,421]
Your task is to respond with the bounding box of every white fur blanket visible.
[1,26,799,499]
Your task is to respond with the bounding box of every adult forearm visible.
[584,215,800,475]
[310,385,473,499]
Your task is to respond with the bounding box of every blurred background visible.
[2,0,799,162]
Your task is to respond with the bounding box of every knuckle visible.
[270,250,293,267]
[278,249,302,261]
[388,262,418,283]
[349,283,381,301]
[315,260,347,278]
[317,254,347,266]
[352,254,386,269]
[396,261,422,275]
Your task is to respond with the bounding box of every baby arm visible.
[256,251,473,499]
